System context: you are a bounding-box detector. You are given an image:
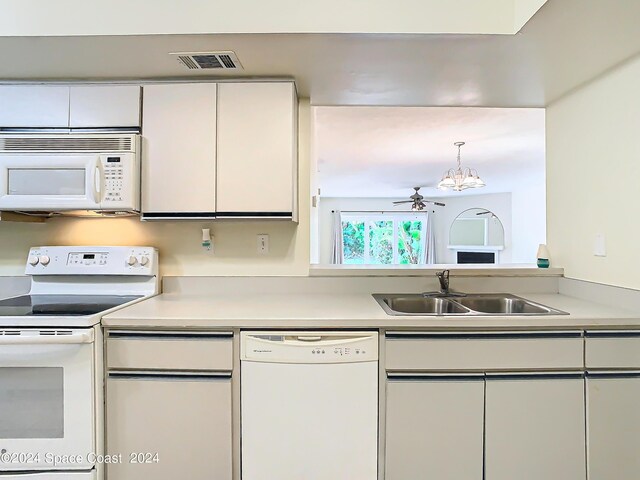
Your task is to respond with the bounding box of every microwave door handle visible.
[92,160,102,203]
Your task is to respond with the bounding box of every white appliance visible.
[240,331,378,480]
[0,134,141,213]
[0,246,159,480]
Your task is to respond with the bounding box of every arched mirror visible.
[449,208,505,248]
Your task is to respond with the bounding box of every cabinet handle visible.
[585,331,640,338]
[586,371,640,379]
[108,330,233,340]
[485,372,584,380]
[108,370,231,380]
[387,373,484,382]
[385,331,582,340]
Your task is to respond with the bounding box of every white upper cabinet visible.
[0,85,141,128]
[141,83,217,218]
[0,85,70,127]
[69,85,141,128]
[216,82,297,219]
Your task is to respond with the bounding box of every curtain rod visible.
[331,210,433,214]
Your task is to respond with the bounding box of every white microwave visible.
[0,134,140,213]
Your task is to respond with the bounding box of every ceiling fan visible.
[476,210,498,219]
[392,187,445,211]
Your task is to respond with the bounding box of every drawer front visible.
[586,332,640,368]
[385,332,584,371]
[107,331,233,371]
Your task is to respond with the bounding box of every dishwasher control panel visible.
[241,331,379,363]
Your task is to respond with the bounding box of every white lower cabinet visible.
[106,371,232,480]
[587,373,640,480]
[385,375,485,480]
[105,330,234,480]
[484,374,586,480]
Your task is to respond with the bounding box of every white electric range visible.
[0,246,159,480]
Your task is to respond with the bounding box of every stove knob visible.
[39,255,50,266]
[28,255,39,266]
[126,256,138,266]
[139,256,150,266]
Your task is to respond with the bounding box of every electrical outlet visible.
[257,234,269,254]
[594,233,606,257]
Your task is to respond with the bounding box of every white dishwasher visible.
[241,331,378,480]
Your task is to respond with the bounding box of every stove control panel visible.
[25,246,158,276]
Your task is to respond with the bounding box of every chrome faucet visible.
[424,269,465,297]
[436,269,450,294]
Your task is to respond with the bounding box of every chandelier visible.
[437,141,485,191]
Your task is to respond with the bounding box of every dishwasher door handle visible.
[296,336,323,342]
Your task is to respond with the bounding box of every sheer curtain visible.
[419,212,436,264]
[330,210,344,264]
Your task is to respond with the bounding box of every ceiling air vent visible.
[171,51,243,71]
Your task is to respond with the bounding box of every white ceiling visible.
[0,0,638,106]
[0,0,537,36]
[314,106,545,198]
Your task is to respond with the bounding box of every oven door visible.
[0,155,101,211]
[0,329,95,471]
[0,472,96,479]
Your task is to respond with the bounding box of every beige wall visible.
[0,0,526,36]
[546,56,640,289]
[0,100,311,277]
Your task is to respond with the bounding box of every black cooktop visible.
[0,295,142,316]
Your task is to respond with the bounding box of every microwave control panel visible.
[103,156,125,203]
[99,152,139,211]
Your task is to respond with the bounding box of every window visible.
[341,213,427,265]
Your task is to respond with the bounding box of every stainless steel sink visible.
[377,295,470,315]
[373,293,568,316]
[454,294,566,315]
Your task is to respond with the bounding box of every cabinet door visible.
[0,85,70,127]
[69,85,141,128]
[106,372,232,480]
[141,83,217,217]
[587,373,640,480]
[216,82,296,217]
[485,375,586,480]
[385,375,485,480]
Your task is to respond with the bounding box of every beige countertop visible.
[309,264,564,277]
[103,292,640,330]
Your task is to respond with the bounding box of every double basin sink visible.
[373,293,568,316]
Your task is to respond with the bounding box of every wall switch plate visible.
[257,234,269,254]
[594,233,607,257]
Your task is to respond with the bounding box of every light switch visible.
[257,234,269,254]
[594,233,606,257]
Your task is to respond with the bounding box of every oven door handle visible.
[0,331,93,345]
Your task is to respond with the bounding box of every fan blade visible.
[392,200,413,204]
[431,201,446,207]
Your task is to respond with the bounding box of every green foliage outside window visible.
[342,220,365,264]
[341,216,424,265]
[398,221,423,264]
